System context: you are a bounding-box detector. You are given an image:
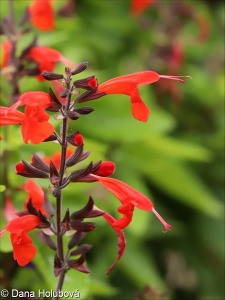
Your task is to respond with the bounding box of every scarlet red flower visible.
[28,46,75,81]
[98,71,190,122]
[0,91,54,143]
[0,106,54,144]
[28,0,55,31]
[24,179,48,216]
[131,0,155,16]
[102,212,126,276]
[0,214,40,266]
[10,91,52,110]
[11,231,37,266]
[93,175,172,232]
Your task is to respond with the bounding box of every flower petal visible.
[96,176,153,211]
[11,231,37,266]
[21,115,54,144]
[24,179,47,215]
[29,0,55,31]
[10,91,52,110]
[0,107,25,125]
[6,215,40,233]
[102,212,126,276]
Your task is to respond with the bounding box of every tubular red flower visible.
[10,91,52,110]
[0,107,25,125]
[10,231,37,266]
[98,71,190,122]
[94,176,152,230]
[28,0,55,31]
[0,214,41,266]
[97,176,153,210]
[94,175,172,232]
[28,46,75,81]
[0,106,54,144]
[5,215,40,234]
[24,179,48,216]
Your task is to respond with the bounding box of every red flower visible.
[94,175,172,232]
[24,179,48,216]
[0,106,54,144]
[98,71,190,122]
[10,91,52,110]
[0,215,40,266]
[11,231,37,266]
[0,39,12,68]
[28,46,75,81]
[102,212,126,276]
[28,0,55,31]
[131,0,155,16]
[0,91,54,144]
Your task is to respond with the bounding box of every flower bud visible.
[71,62,88,75]
[94,161,115,177]
[41,71,64,81]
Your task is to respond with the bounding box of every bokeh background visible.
[0,0,224,299]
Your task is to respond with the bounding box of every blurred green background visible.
[0,0,224,299]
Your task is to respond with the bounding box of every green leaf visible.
[122,145,223,218]
[146,136,212,162]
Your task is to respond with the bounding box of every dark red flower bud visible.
[73,76,98,90]
[41,71,64,81]
[69,162,93,182]
[60,89,70,98]
[49,161,60,185]
[65,146,83,167]
[31,153,50,173]
[70,220,95,232]
[71,62,88,75]
[68,232,86,250]
[62,209,71,232]
[43,133,57,142]
[66,111,80,120]
[15,161,49,178]
[70,197,94,220]
[76,90,106,103]
[68,255,87,269]
[74,107,94,115]
[70,244,92,256]
[47,88,62,112]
